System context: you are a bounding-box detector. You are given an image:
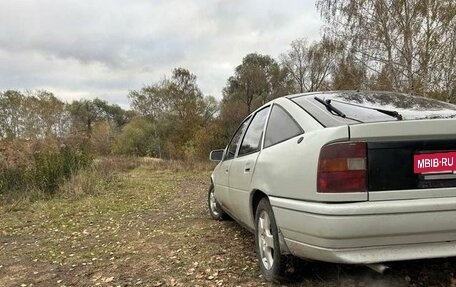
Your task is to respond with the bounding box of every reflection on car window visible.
[264,105,303,148]
[238,107,270,157]
[225,118,250,160]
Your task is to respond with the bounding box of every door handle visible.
[225,168,229,173]
[244,161,253,173]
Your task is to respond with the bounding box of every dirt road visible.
[1,166,456,286]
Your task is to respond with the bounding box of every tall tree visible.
[67,98,131,139]
[317,0,456,96]
[0,90,25,139]
[281,38,343,93]
[307,38,343,91]
[92,98,133,129]
[332,52,367,90]
[67,100,99,138]
[29,90,68,138]
[127,67,212,159]
[167,68,204,121]
[128,81,170,120]
[281,38,308,93]
[437,24,456,102]
[128,68,208,122]
[0,90,68,139]
[224,53,292,114]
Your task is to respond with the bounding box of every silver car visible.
[208,91,456,281]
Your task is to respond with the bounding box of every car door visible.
[228,106,270,224]
[213,117,251,213]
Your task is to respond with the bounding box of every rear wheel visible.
[208,183,227,220]
[255,198,298,282]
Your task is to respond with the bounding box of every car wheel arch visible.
[250,189,291,255]
[251,189,268,225]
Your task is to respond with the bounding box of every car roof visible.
[285,90,412,99]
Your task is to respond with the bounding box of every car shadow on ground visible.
[296,258,456,287]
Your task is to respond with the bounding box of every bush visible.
[33,146,92,195]
[0,141,93,198]
[0,168,30,194]
[90,121,114,155]
[111,117,158,157]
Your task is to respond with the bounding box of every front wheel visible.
[208,183,227,220]
[255,198,298,282]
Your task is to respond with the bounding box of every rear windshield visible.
[293,91,456,124]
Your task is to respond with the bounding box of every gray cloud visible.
[0,0,322,106]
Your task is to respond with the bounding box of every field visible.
[1,162,456,287]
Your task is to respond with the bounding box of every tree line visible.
[1,0,455,160]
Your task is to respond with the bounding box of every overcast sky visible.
[0,0,322,108]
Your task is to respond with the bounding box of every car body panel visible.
[271,196,456,247]
[350,118,456,142]
[252,126,368,202]
[349,119,456,201]
[271,195,456,263]
[212,158,232,213]
[228,151,261,225]
[210,91,456,265]
[284,239,456,264]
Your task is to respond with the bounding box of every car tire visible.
[208,183,227,220]
[255,197,298,282]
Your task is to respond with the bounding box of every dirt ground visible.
[1,166,456,286]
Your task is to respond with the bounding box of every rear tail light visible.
[317,141,367,193]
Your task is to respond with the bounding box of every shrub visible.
[0,168,30,194]
[111,117,158,157]
[34,146,92,195]
[90,121,114,155]
[0,141,93,198]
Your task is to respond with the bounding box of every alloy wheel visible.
[257,210,274,270]
[209,188,220,217]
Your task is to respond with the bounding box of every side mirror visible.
[209,149,224,161]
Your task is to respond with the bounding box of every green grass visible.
[0,166,260,287]
[1,162,456,287]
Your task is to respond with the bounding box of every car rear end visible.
[270,91,456,264]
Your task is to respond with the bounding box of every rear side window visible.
[225,117,250,160]
[264,105,303,148]
[238,107,270,156]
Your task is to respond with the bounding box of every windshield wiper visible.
[314,96,346,118]
[330,99,403,121]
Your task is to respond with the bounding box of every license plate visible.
[414,151,456,174]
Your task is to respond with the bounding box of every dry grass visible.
[94,157,216,172]
[1,155,215,209]
[1,159,456,286]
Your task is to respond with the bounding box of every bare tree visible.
[0,90,25,139]
[281,38,343,93]
[317,0,456,96]
[280,38,308,92]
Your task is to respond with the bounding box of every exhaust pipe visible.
[366,263,390,274]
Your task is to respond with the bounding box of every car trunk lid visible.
[349,119,456,201]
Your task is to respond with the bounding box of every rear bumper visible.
[284,239,456,264]
[270,196,456,263]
